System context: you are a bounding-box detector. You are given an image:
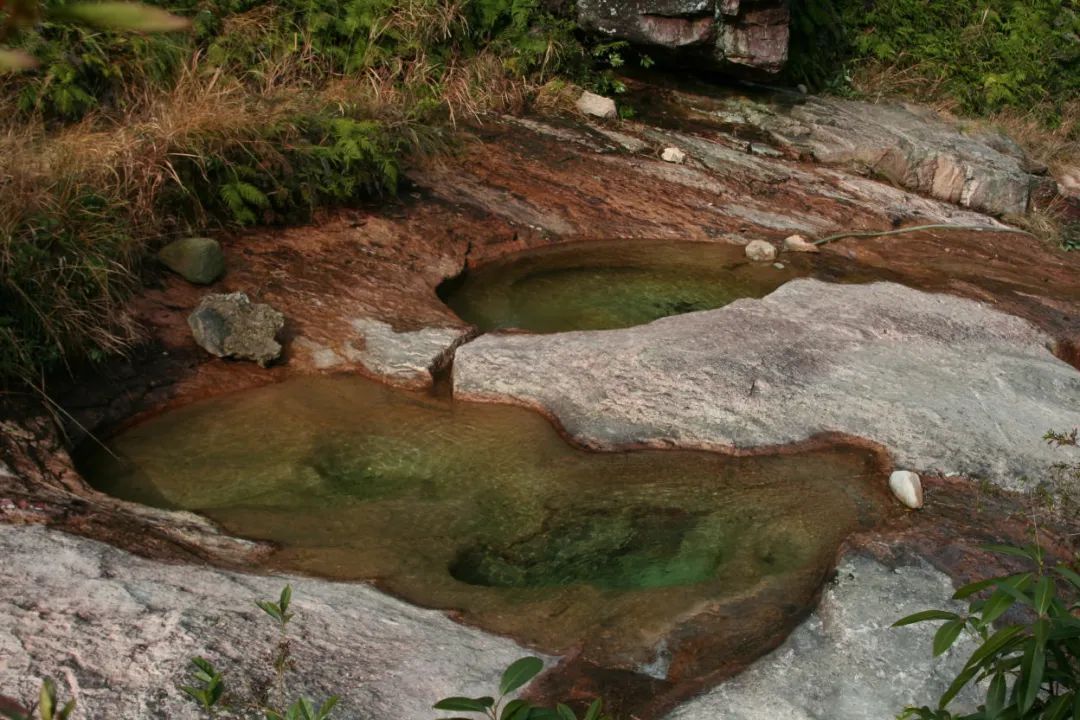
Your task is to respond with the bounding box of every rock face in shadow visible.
[665,554,980,720]
[454,280,1080,487]
[0,524,541,720]
[576,0,789,75]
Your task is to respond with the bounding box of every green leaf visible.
[527,710,560,720]
[39,680,56,720]
[980,544,1040,561]
[433,697,495,712]
[1019,636,1045,713]
[257,600,284,622]
[1035,576,1055,615]
[318,696,339,718]
[499,657,545,696]
[893,610,962,628]
[556,704,576,720]
[583,699,603,720]
[280,585,293,614]
[953,577,999,600]
[933,619,966,657]
[1043,693,1072,720]
[980,589,1019,625]
[49,2,190,31]
[1055,565,1080,590]
[984,672,1006,719]
[502,700,531,720]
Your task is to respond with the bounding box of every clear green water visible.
[438,240,807,333]
[80,375,891,659]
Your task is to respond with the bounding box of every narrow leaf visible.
[556,704,576,720]
[984,673,1006,719]
[1034,576,1054,615]
[892,610,961,628]
[583,699,602,720]
[433,697,495,712]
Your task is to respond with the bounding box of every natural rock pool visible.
[80,375,894,677]
[438,239,810,333]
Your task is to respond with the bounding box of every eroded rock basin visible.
[439,240,811,333]
[80,374,895,683]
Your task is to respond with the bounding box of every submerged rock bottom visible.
[0,524,978,719]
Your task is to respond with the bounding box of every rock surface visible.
[188,292,285,367]
[576,91,618,119]
[576,0,789,75]
[158,237,226,285]
[454,280,1080,487]
[744,239,777,261]
[346,317,472,385]
[890,470,925,509]
[665,554,980,720]
[683,92,1043,216]
[0,524,541,719]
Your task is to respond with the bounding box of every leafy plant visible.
[433,656,613,720]
[181,657,227,716]
[181,585,338,720]
[894,544,1080,720]
[266,697,340,720]
[0,679,75,720]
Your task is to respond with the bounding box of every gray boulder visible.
[158,237,225,285]
[576,0,789,75]
[188,292,285,367]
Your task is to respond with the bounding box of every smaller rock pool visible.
[438,239,811,333]
[80,375,894,679]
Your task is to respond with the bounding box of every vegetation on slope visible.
[0,0,584,386]
[787,0,1079,125]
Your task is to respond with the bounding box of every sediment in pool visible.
[78,374,896,686]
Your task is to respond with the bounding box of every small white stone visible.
[575,91,617,119]
[889,470,924,509]
[744,240,778,262]
[783,234,820,253]
[661,147,686,164]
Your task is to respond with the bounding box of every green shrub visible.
[787,0,1080,124]
[895,544,1080,719]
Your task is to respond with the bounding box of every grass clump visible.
[787,0,1080,127]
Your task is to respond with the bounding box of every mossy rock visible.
[158,237,225,285]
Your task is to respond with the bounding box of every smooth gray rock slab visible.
[346,317,469,385]
[188,292,285,367]
[158,237,226,285]
[692,94,1041,216]
[665,554,980,720]
[0,525,540,719]
[454,280,1080,487]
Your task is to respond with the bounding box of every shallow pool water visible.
[438,240,808,333]
[80,375,891,665]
